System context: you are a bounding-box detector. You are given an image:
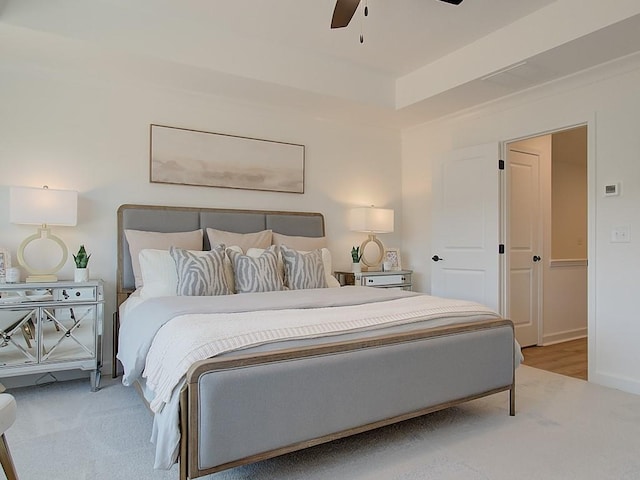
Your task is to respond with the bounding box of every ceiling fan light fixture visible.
[331,0,463,29]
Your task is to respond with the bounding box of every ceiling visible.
[2,0,640,127]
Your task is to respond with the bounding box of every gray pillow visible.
[170,245,231,296]
[226,245,284,293]
[281,245,328,290]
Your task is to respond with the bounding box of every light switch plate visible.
[611,225,630,243]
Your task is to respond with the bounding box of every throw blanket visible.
[118,286,418,387]
[139,291,500,413]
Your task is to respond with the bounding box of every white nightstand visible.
[335,270,413,291]
[0,280,104,391]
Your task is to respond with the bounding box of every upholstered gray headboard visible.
[116,204,325,302]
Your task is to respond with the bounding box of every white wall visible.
[402,53,640,394]
[0,37,403,376]
[552,127,588,259]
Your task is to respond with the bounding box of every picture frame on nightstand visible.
[383,248,402,271]
[0,247,10,283]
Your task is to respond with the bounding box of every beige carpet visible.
[6,365,640,479]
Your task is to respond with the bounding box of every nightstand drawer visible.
[334,270,412,290]
[54,286,97,302]
[362,274,408,286]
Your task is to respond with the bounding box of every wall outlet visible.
[611,225,630,243]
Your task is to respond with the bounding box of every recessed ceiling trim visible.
[481,61,528,81]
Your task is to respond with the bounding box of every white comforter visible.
[118,287,505,469]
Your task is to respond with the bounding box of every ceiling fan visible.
[331,0,464,29]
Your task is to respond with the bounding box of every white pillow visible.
[246,247,340,288]
[125,229,203,288]
[206,228,272,253]
[138,249,179,298]
[272,233,327,251]
[139,247,240,298]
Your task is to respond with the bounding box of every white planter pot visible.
[351,263,361,273]
[74,268,89,283]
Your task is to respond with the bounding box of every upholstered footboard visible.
[179,319,516,480]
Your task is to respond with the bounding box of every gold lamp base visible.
[360,234,385,270]
[17,226,68,284]
[25,274,59,283]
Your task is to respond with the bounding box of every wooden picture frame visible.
[150,124,305,194]
[383,248,402,271]
[0,248,10,282]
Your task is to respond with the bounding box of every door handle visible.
[432,255,444,262]
[533,255,541,262]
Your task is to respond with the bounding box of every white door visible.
[508,148,542,347]
[431,143,501,312]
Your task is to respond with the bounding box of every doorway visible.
[506,126,588,374]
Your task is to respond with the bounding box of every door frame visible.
[499,117,595,380]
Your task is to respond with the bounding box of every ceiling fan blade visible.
[331,0,361,29]
[439,0,464,4]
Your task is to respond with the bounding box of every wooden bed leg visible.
[112,312,120,378]
[509,382,516,416]
[179,388,189,480]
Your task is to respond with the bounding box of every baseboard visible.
[591,371,640,396]
[541,328,587,346]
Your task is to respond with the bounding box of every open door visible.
[507,145,542,346]
[431,143,502,312]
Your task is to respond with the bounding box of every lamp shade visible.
[10,186,78,226]
[350,207,394,234]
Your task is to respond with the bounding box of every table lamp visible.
[10,185,78,283]
[350,206,394,269]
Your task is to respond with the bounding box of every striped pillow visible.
[226,245,284,293]
[169,245,231,296]
[281,246,328,290]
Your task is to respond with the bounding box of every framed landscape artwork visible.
[150,124,305,194]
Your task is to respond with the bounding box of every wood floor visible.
[521,337,587,380]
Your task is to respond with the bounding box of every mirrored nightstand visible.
[0,280,104,391]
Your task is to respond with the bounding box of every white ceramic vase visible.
[74,267,89,283]
[352,263,361,273]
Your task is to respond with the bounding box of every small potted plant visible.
[73,245,91,282]
[351,246,362,273]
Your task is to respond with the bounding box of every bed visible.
[114,204,520,480]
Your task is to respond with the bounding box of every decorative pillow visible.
[169,245,231,296]
[223,245,243,294]
[272,232,327,251]
[206,228,272,254]
[125,229,203,289]
[226,245,283,293]
[280,246,328,290]
[246,247,340,288]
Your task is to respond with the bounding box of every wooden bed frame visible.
[114,204,516,480]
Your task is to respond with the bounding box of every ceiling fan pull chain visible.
[360,0,367,44]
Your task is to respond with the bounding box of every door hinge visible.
[499,244,505,254]
[498,159,505,170]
